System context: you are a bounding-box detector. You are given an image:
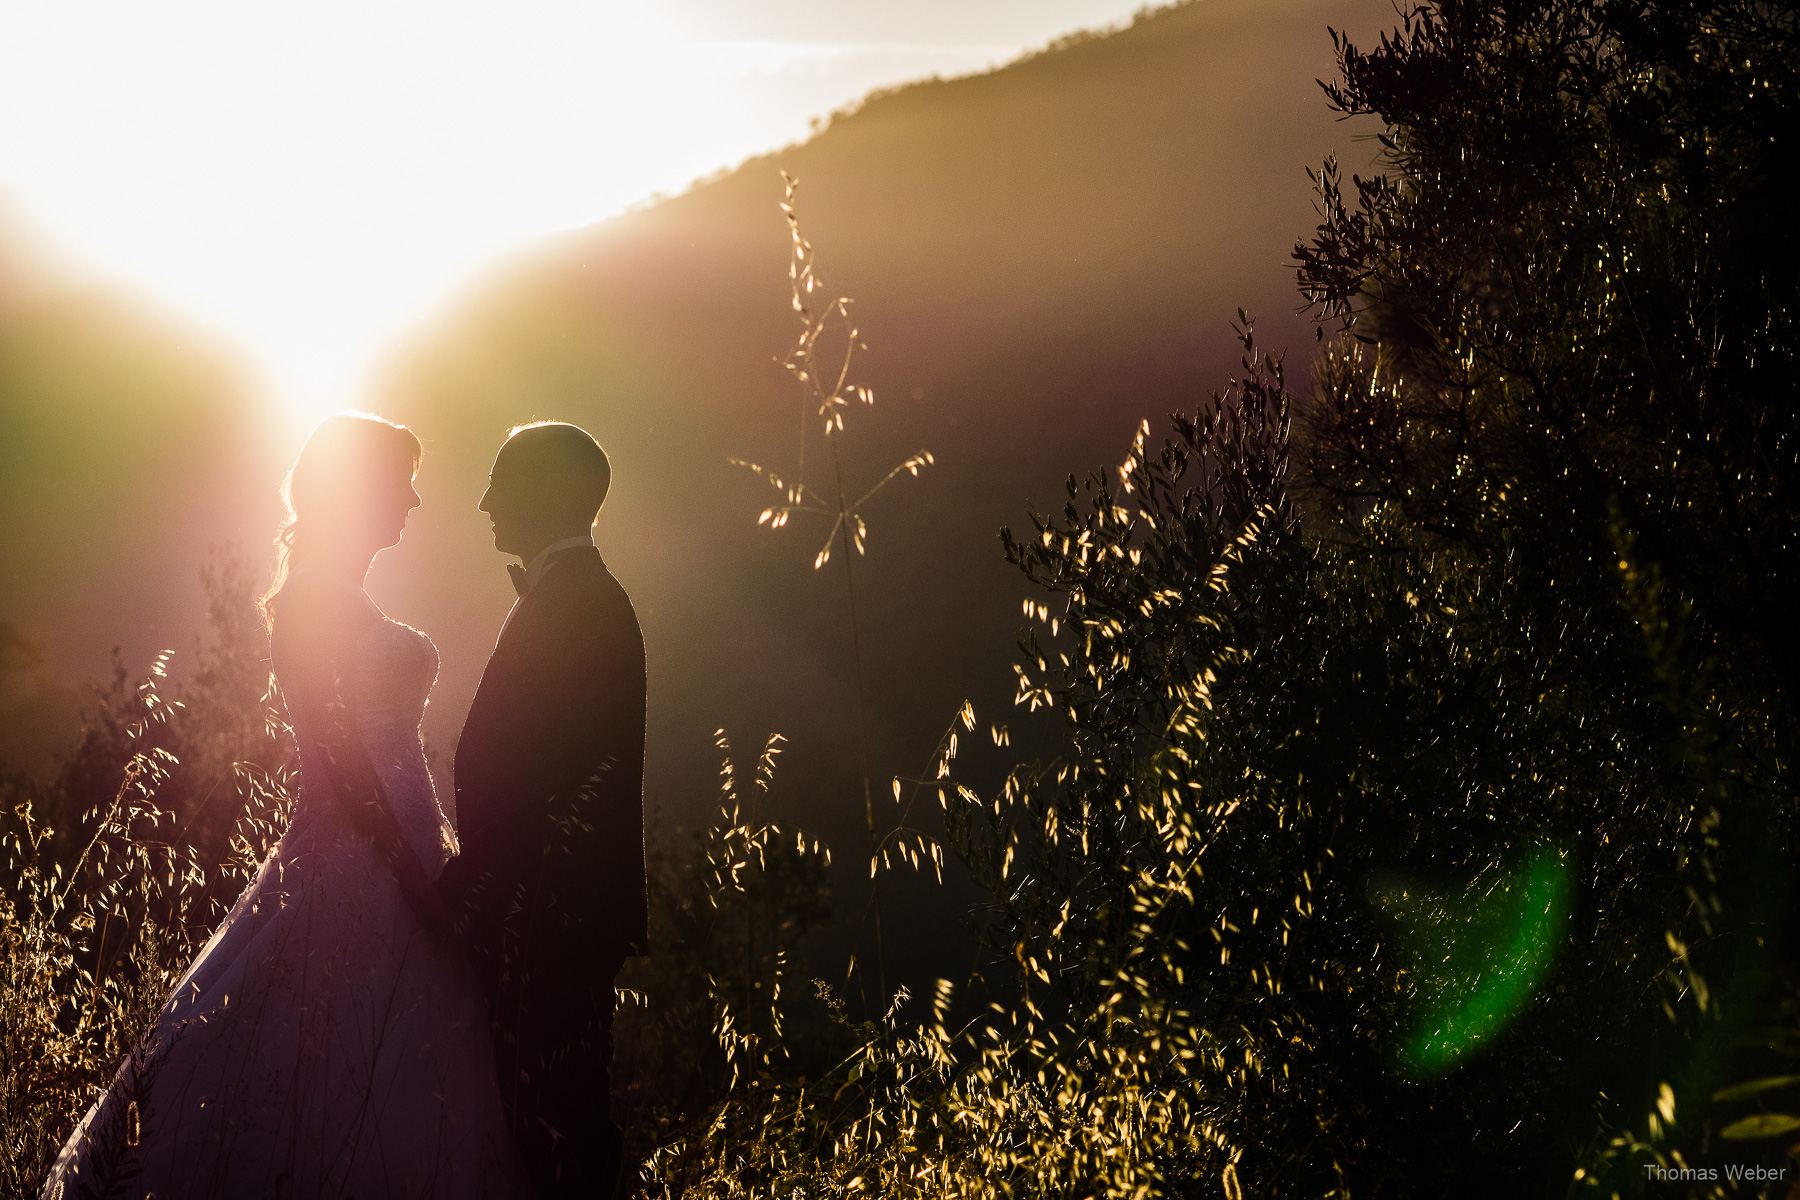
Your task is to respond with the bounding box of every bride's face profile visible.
[307,444,420,558]
[365,461,423,551]
[284,413,424,572]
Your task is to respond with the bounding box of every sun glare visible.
[0,3,798,430]
[0,2,1126,434]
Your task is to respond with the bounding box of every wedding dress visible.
[42,592,529,1200]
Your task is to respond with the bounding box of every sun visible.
[0,1,773,433]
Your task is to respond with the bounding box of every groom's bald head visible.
[480,421,612,558]
[500,422,611,512]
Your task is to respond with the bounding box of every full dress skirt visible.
[41,614,529,1200]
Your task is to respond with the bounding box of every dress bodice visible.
[347,617,438,740]
[288,602,458,878]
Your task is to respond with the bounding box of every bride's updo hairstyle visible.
[260,411,423,627]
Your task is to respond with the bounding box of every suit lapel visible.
[457,546,605,780]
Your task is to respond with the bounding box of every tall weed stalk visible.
[732,173,933,1005]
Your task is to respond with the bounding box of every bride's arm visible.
[272,587,452,938]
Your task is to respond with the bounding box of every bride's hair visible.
[260,411,423,627]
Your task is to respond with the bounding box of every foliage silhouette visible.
[1294,0,1800,1188]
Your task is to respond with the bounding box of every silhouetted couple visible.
[43,415,647,1200]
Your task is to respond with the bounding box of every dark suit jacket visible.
[442,546,649,982]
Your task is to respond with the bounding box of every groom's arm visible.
[554,590,655,957]
[543,586,648,957]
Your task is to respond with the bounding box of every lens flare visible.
[1373,844,1574,1079]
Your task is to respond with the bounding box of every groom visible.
[439,420,648,1199]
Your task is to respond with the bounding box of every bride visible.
[42,412,529,1199]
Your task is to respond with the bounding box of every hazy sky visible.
[0,0,1148,424]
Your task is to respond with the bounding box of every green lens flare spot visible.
[1372,844,1574,1080]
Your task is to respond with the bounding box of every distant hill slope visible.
[0,215,275,729]
[375,0,1389,840]
[367,0,1394,979]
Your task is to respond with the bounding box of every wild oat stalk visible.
[731,172,933,1006]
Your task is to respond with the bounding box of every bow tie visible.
[507,563,530,597]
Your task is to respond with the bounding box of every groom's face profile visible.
[478,446,534,558]
[478,423,610,560]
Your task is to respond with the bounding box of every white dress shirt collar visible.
[522,533,595,585]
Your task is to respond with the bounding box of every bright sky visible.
[0,0,1146,428]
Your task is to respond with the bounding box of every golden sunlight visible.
[0,1,1128,432]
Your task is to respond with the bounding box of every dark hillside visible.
[372,0,1394,982]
